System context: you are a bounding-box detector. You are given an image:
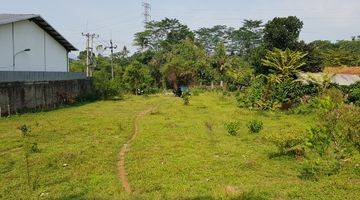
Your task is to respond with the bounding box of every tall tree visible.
[228,20,263,56]
[134,18,194,51]
[195,25,230,54]
[263,16,303,50]
[162,40,208,89]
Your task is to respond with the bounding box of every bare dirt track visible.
[118,106,156,193]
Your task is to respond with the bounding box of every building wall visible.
[0,79,92,115]
[0,20,68,72]
[0,23,13,71]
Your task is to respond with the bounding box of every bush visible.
[348,82,360,106]
[306,104,360,157]
[300,157,341,181]
[267,132,305,157]
[237,76,268,109]
[247,120,263,134]
[300,104,360,179]
[182,93,190,105]
[291,88,345,114]
[93,70,123,99]
[123,61,156,95]
[225,121,241,136]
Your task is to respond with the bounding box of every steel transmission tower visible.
[142,1,151,24]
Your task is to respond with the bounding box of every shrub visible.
[300,157,341,181]
[267,132,305,157]
[306,104,360,158]
[237,76,268,109]
[247,120,263,134]
[291,87,345,114]
[301,104,360,179]
[123,61,156,95]
[182,93,190,106]
[225,121,241,136]
[348,85,360,106]
[93,70,123,99]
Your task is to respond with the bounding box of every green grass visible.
[0,92,359,199]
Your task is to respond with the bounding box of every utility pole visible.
[105,40,118,79]
[142,1,151,25]
[82,33,98,77]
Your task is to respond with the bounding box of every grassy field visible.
[0,92,359,199]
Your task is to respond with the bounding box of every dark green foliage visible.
[195,20,263,57]
[225,121,241,136]
[308,38,360,67]
[123,61,156,95]
[195,25,230,54]
[237,76,268,109]
[247,120,263,134]
[163,40,209,89]
[263,16,303,50]
[134,18,194,51]
[93,70,123,99]
[347,82,360,106]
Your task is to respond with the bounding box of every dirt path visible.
[118,106,157,194]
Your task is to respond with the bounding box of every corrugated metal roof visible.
[0,14,77,51]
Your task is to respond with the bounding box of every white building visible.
[0,14,77,72]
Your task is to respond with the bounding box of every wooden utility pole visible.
[105,40,118,79]
[82,33,98,77]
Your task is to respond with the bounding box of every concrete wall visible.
[0,20,68,72]
[0,79,92,115]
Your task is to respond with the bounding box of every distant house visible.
[0,14,77,72]
[300,67,360,86]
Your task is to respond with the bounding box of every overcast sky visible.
[2,0,360,56]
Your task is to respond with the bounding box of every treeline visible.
[70,16,360,97]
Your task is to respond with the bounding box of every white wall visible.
[45,32,68,71]
[0,20,68,72]
[0,23,13,71]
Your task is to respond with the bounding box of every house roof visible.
[324,67,360,75]
[0,14,77,51]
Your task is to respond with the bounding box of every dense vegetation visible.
[70,16,360,98]
[68,16,360,186]
[1,15,359,199]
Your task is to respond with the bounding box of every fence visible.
[0,71,87,83]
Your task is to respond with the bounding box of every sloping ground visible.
[0,93,359,199]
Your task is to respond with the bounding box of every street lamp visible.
[13,48,31,71]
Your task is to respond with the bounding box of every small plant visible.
[182,93,190,106]
[204,121,213,132]
[225,121,241,136]
[247,120,263,134]
[18,125,40,191]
